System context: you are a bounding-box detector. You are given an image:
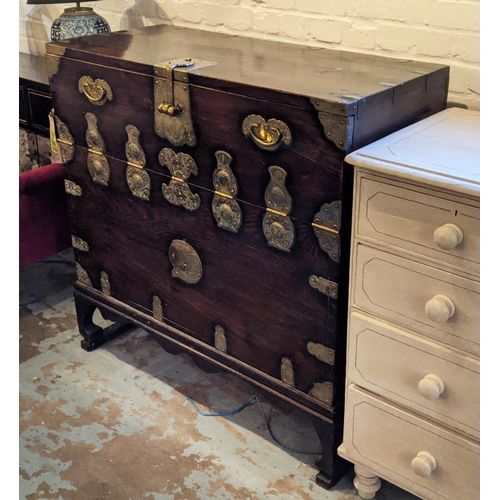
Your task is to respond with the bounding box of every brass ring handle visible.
[78,76,113,106]
[242,114,292,152]
[83,82,106,103]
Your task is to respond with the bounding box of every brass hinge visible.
[154,58,216,147]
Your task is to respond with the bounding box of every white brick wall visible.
[19,0,480,109]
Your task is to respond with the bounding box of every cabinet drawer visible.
[348,311,479,438]
[355,174,479,275]
[342,385,479,500]
[352,243,479,356]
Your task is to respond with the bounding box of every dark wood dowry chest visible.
[46,25,449,488]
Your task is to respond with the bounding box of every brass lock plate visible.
[154,58,216,147]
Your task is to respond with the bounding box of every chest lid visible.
[46,24,448,117]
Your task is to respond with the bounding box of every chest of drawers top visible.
[346,107,479,198]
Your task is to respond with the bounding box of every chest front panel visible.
[66,145,339,401]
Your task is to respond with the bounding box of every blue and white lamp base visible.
[51,7,110,41]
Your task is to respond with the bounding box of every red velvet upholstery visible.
[19,163,72,268]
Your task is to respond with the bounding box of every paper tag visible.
[48,109,59,153]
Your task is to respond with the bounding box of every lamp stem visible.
[76,1,81,8]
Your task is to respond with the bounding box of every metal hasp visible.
[152,295,164,322]
[280,357,295,387]
[78,76,113,106]
[263,166,295,252]
[85,112,110,186]
[310,99,354,151]
[242,115,292,152]
[214,325,227,353]
[212,151,242,233]
[309,275,338,299]
[52,112,74,163]
[168,239,202,285]
[309,381,333,406]
[125,124,151,201]
[307,342,335,366]
[312,201,342,263]
[160,148,201,211]
[154,58,216,147]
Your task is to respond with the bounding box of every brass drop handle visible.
[242,114,292,152]
[78,76,113,106]
[433,223,463,250]
[251,123,282,147]
[418,374,445,401]
[83,82,106,102]
[157,102,183,116]
[425,295,455,323]
[411,452,437,477]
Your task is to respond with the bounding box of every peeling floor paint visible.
[19,250,418,500]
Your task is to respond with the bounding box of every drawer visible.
[352,243,479,356]
[355,174,479,275]
[348,311,479,438]
[342,385,480,500]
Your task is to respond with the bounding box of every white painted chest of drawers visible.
[338,108,480,500]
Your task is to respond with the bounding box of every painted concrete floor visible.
[19,250,419,500]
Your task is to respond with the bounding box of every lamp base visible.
[51,7,110,42]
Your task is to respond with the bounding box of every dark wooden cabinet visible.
[19,53,53,137]
[46,24,449,489]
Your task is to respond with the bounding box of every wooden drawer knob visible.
[418,374,445,401]
[411,451,437,477]
[433,223,463,250]
[425,294,455,323]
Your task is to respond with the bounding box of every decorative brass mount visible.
[309,275,338,299]
[79,76,113,106]
[212,151,242,233]
[51,112,74,163]
[159,148,200,211]
[214,325,227,353]
[64,180,82,197]
[85,113,110,186]
[307,342,335,366]
[309,381,333,406]
[263,166,295,252]
[152,295,164,322]
[310,99,354,151]
[154,58,216,147]
[281,358,295,387]
[242,115,292,152]
[125,125,151,201]
[100,272,111,295]
[71,235,89,252]
[168,239,202,284]
[312,201,342,263]
[76,262,92,286]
